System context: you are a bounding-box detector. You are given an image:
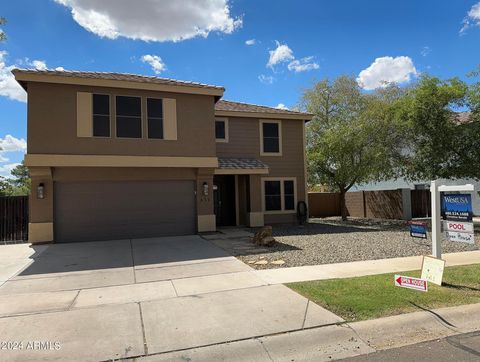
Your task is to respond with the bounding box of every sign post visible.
[431,180,442,259]
[431,182,475,259]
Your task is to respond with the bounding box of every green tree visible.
[0,17,6,42]
[8,161,30,195]
[394,75,480,180]
[302,76,404,220]
[0,162,30,196]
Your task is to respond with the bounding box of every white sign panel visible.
[445,231,475,244]
[421,256,445,286]
[444,221,474,233]
[394,275,428,292]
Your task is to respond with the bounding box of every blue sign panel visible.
[442,194,473,221]
[409,222,428,239]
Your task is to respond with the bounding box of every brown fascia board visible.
[214,110,313,121]
[12,69,225,97]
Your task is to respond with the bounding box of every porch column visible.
[29,167,54,243]
[247,174,264,227]
[196,168,216,232]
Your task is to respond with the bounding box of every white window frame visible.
[260,119,282,156]
[261,177,297,214]
[215,117,229,143]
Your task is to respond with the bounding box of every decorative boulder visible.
[252,226,276,246]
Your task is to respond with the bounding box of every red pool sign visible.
[394,275,428,292]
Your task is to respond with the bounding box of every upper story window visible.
[147,98,163,139]
[215,118,228,142]
[260,120,282,156]
[116,96,142,138]
[92,94,110,137]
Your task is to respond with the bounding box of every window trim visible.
[146,97,164,140]
[114,95,143,139]
[91,93,111,138]
[261,177,297,214]
[215,117,229,143]
[259,120,282,156]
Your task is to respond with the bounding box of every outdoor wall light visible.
[37,183,45,199]
[203,182,209,196]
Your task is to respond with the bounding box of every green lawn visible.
[287,264,480,322]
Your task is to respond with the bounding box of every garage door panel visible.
[55,181,196,242]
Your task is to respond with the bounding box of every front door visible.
[214,175,236,226]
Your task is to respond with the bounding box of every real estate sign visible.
[442,194,474,244]
[394,275,428,292]
[421,256,445,286]
[444,221,474,233]
[445,231,475,244]
[442,194,473,221]
[409,222,427,239]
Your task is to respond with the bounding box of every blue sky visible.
[1,0,480,176]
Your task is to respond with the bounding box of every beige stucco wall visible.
[27,82,217,158]
[216,117,307,224]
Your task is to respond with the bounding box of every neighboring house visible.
[351,112,480,216]
[13,69,311,243]
[352,178,480,216]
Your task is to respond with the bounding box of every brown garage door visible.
[54,181,196,242]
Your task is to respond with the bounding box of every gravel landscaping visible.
[207,217,480,270]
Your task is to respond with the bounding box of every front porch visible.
[214,158,269,228]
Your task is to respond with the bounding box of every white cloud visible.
[287,56,319,72]
[245,39,256,45]
[420,46,431,57]
[461,2,480,33]
[0,53,65,102]
[266,42,318,73]
[54,0,242,42]
[0,52,27,102]
[0,135,27,152]
[141,55,166,74]
[267,41,294,68]
[32,60,47,70]
[276,103,289,110]
[0,163,20,177]
[55,66,65,71]
[0,135,26,176]
[357,56,417,90]
[258,74,275,84]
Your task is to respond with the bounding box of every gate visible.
[411,190,431,218]
[0,196,29,243]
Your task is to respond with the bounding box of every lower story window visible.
[265,181,281,211]
[284,180,295,210]
[263,178,296,212]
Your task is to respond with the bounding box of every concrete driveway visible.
[0,235,342,361]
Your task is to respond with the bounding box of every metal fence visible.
[0,196,28,243]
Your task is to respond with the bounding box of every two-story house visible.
[13,69,312,243]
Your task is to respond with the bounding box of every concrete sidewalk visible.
[136,302,480,361]
[0,236,343,361]
[254,250,480,284]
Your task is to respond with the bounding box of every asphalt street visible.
[342,331,480,362]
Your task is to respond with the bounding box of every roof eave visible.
[214,109,313,121]
[12,69,225,97]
